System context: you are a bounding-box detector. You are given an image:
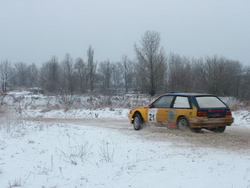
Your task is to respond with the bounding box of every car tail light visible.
[197,111,207,117]
[226,110,232,115]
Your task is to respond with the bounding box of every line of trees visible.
[1,31,250,100]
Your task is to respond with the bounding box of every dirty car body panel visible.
[128,93,234,132]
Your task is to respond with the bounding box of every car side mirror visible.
[149,104,154,108]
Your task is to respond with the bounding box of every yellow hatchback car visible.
[128,93,234,133]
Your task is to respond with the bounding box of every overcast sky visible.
[1,0,250,65]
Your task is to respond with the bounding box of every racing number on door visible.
[149,113,155,121]
[148,109,158,122]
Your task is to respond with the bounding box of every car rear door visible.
[155,96,192,128]
[167,96,192,125]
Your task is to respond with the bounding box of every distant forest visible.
[1,31,250,100]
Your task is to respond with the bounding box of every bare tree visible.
[0,60,12,92]
[26,63,38,87]
[134,30,166,96]
[167,53,194,92]
[111,62,124,93]
[190,58,205,92]
[87,45,96,92]
[60,53,75,96]
[194,55,245,97]
[198,56,229,95]
[14,62,28,87]
[121,55,135,93]
[98,60,114,93]
[39,56,60,93]
[74,57,87,93]
[239,66,250,100]
[220,59,242,97]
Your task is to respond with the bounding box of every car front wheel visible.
[133,113,143,130]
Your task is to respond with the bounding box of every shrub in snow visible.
[8,179,22,188]
[99,140,115,163]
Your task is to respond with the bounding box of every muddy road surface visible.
[31,117,250,153]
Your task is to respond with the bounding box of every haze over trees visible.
[1,31,250,100]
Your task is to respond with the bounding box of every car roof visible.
[164,92,215,97]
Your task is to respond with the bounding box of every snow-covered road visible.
[1,116,250,188]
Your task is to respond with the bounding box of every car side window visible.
[152,96,174,108]
[173,96,190,108]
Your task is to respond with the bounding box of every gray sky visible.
[1,0,250,65]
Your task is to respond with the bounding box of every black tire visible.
[133,113,143,130]
[212,126,226,133]
[177,117,190,131]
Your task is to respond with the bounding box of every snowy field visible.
[0,92,250,188]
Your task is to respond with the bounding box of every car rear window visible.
[196,96,227,108]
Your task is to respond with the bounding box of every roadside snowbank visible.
[2,91,250,127]
[232,110,250,127]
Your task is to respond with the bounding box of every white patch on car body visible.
[148,109,158,122]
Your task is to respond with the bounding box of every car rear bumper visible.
[189,117,234,128]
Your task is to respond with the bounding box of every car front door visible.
[148,95,174,123]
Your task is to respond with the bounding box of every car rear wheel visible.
[133,113,143,130]
[177,117,190,131]
[212,126,226,133]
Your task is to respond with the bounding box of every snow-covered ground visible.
[0,92,250,188]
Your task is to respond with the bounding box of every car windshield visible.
[195,96,227,108]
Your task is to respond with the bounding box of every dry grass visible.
[230,101,250,111]
[2,92,250,117]
[230,103,241,111]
